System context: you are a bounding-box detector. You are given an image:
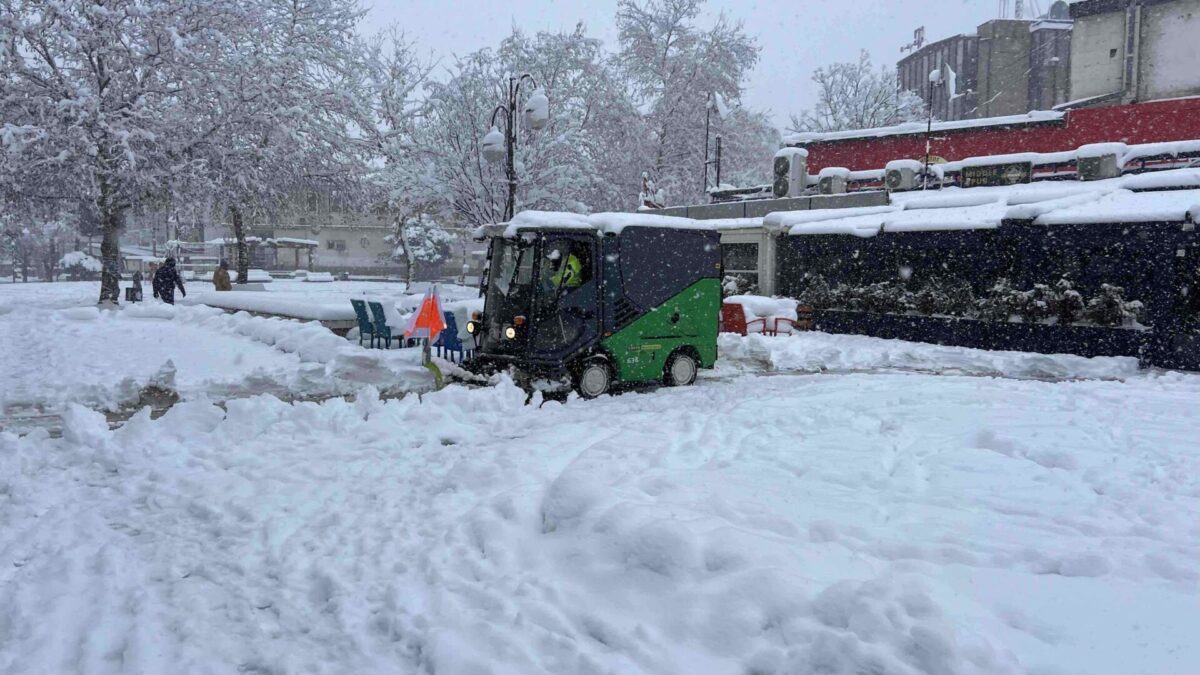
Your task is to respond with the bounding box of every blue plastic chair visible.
[350,299,376,347]
[434,311,472,363]
[367,301,395,349]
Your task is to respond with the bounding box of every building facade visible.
[784,97,1200,173]
[1068,0,1200,106]
[899,3,1074,121]
[1029,19,1074,111]
[898,33,979,122]
[977,19,1037,118]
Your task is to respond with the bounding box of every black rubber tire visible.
[575,360,612,399]
[664,351,698,387]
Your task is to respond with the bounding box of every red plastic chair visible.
[765,317,795,336]
[720,302,766,335]
[766,304,814,335]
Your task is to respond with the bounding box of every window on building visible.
[327,239,346,252]
[360,237,370,249]
[721,242,760,293]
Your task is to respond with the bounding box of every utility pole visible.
[714,136,723,189]
[703,103,712,193]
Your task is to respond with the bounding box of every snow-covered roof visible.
[485,210,718,238]
[274,237,320,247]
[1033,189,1200,226]
[204,236,318,247]
[784,110,1064,145]
[1121,168,1200,191]
[1121,140,1200,164]
[949,150,1077,170]
[770,170,1200,236]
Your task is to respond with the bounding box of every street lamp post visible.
[924,67,944,191]
[482,73,549,221]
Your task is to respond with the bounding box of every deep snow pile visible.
[0,284,434,414]
[184,280,480,325]
[3,370,1199,674]
[718,331,1142,381]
[724,294,798,328]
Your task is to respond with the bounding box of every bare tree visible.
[788,51,925,135]
[1,0,261,302]
[189,0,367,283]
[616,0,771,203]
[1,0,366,297]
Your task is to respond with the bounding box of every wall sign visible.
[960,162,1033,188]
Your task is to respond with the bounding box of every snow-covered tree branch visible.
[788,51,925,134]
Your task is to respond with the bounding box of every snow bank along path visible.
[0,298,433,414]
[718,331,1142,381]
[3,369,1198,674]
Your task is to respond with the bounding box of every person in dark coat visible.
[130,271,144,302]
[152,257,186,304]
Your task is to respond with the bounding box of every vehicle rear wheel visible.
[664,351,698,387]
[575,360,612,399]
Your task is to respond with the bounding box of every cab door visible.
[528,234,600,362]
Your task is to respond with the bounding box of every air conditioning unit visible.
[773,148,808,198]
[1077,143,1126,181]
[817,167,849,195]
[1077,154,1121,181]
[884,160,924,192]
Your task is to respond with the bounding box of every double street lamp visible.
[481,73,549,221]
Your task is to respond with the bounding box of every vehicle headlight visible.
[466,320,477,334]
[504,325,517,339]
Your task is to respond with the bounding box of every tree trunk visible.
[96,171,124,303]
[231,205,249,284]
[42,239,57,282]
[98,210,122,300]
[399,217,414,290]
[19,241,29,282]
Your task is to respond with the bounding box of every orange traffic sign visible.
[404,286,446,342]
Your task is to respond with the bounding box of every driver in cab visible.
[544,246,583,291]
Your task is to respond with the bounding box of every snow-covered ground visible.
[4,368,1199,674]
[2,282,1199,674]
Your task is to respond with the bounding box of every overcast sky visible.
[362,1,1005,128]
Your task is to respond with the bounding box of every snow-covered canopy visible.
[765,169,1200,236]
[783,111,1064,145]
[58,251,102,272]
[204,236,318,247]
[273,237,320,247]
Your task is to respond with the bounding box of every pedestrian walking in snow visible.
[129,271,144,302]
[152,257,186,305]
[212,260,232,291]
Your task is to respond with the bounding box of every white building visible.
[1069,0,1200,105]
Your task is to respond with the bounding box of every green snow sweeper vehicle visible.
[465,212,722,398]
